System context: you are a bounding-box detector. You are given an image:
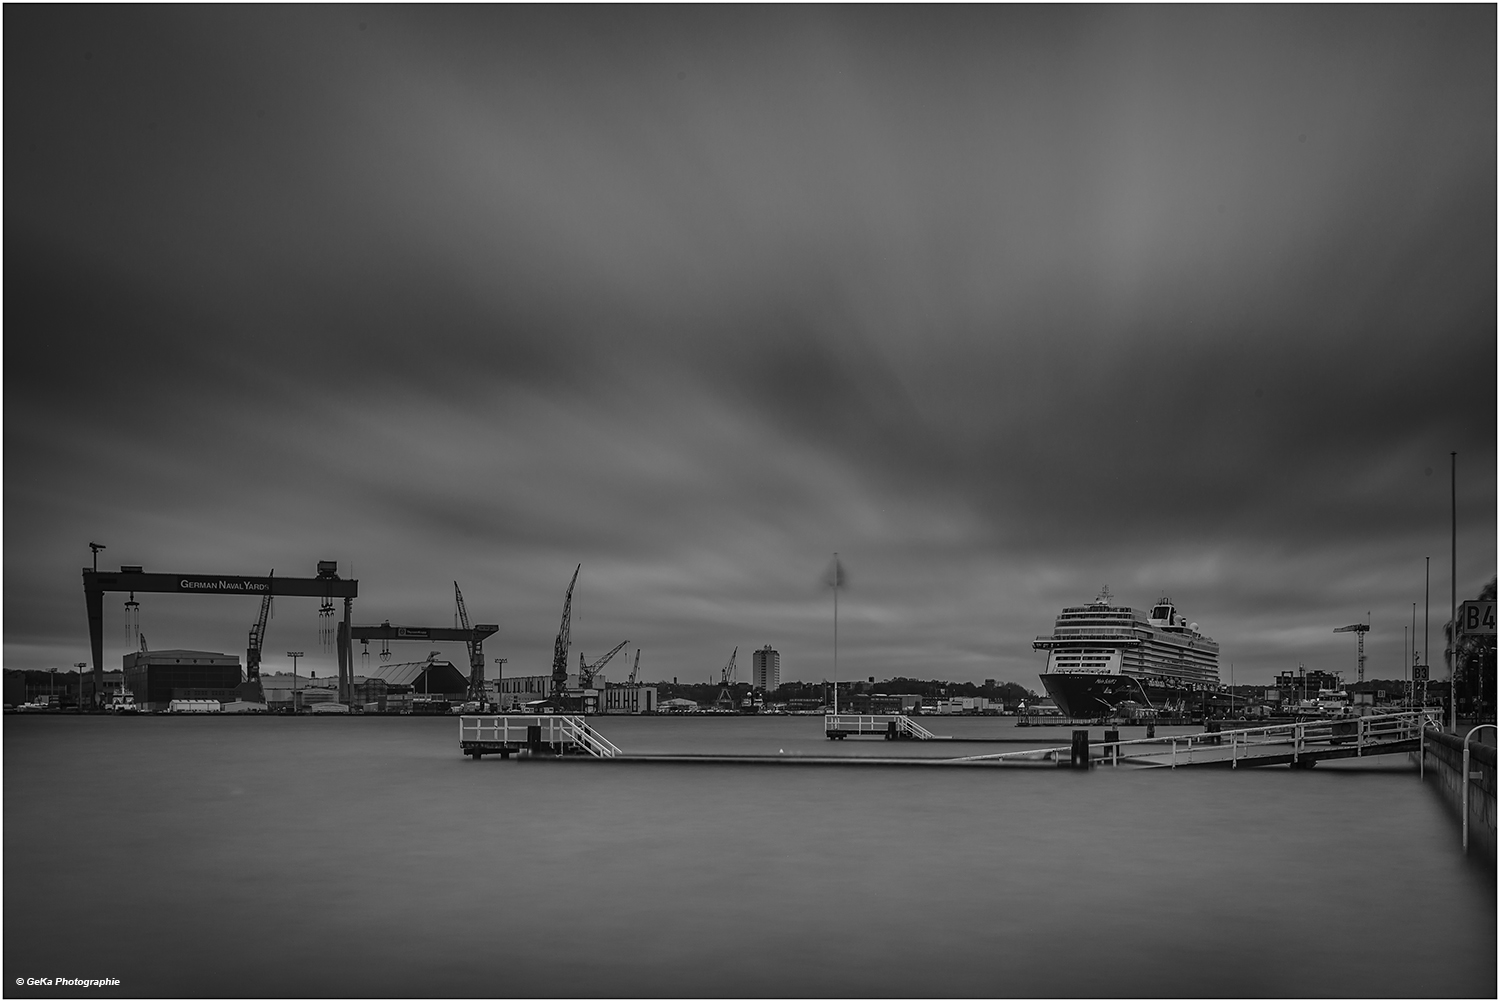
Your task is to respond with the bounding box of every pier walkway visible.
[457,710,1441,769]
[949,710,1443,768]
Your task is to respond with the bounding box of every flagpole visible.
[833,552,839,718]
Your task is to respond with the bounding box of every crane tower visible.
[454,581,488,706]
[714,647,739,711]
[1333,618,1371,685]
[246,571,274,681]
[550,565,581,703]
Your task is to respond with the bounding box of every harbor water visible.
[5,714,1494,998]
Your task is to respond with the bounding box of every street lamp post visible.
[1450,451,1457,733]
[75,663,89,709]
[287,652,304,712]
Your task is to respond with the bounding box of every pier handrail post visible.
[1461,723,1497,852]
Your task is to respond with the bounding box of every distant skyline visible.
[6,6,1494,687]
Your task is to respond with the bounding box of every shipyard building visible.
[752,645,780,691]
[362,657,469,700]
[497,673,657,713]
[124,649,242,713]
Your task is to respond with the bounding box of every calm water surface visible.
[5,715,1494,998]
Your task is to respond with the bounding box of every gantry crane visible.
[579,640,629,690]
[454,581,488,704]
[1334,618,1371,685]
[714,647,739,711]
[246,570,274,682]
[550,565,581,704]
[83,558,357,709]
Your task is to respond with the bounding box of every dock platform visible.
[457,710,1442,769]
[458,714,620,758]
[824,713,942,740]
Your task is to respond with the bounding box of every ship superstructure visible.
[1032,588,1220,716]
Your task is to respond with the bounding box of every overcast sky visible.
[6,6,1494,689]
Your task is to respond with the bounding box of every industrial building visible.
[123,649,242,713]
[495,672,656,713]
[602,684,657,714]
[362,656,469,701]
[752,645,780,691]
[498,672,581,709]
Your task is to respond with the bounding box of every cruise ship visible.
[1032,588,1220,717]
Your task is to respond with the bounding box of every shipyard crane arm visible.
[579,640,629,689]
[715,646,740,711]
[628,649,640,685]
[246,571,275,681]
[454,581,489,704]
[551,565,581,699]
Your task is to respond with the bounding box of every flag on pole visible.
[823,555,849,590]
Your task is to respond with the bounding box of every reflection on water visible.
[5,716,1494,998]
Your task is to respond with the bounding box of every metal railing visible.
[824,714,939,740]
[946,709,1442,767]
[458,714,621,758]
[1462,724,1496,853]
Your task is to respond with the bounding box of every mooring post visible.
[527,724,542,756]
[1071,729,1090,769]
[1104,729,1119,767]
[1146,719,1156,739]
[887,719,897,741]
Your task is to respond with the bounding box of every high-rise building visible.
[752,645,780,692]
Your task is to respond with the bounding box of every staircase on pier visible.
[459,715,621,759]
[825,713,940,741]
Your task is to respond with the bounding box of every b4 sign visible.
[1458,601,1496,636]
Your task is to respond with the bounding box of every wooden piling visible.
[1071,729,1091,769]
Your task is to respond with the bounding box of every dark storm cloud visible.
[6,6,1493,685]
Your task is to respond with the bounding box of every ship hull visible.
[1039,673,1193,718]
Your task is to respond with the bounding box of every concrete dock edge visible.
[1422,727,1496,864]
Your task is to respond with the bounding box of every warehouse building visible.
[497,673,582,710]
[124,649,242,713]
[602,684,658,714]
[362,655,468,701]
